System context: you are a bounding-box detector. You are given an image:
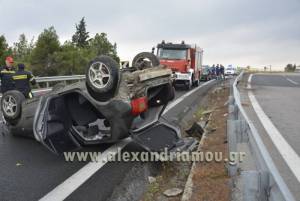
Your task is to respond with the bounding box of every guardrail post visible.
[228,95,234,106]
[258,171,269,201]
[236,120,248,143]
[242,170,269,201]
[242,171,259,201]
[228,92,239,176]
[228,119,238,177]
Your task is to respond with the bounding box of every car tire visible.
[86,56,120,96]
[1,90,25,121]
[164,84,175,102]
[161,84,175,104]
[132,52,160,70]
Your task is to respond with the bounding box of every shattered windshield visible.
[158,48,187,60]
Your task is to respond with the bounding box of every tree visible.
[13,33,31,61]
[0,35,8,56]
[89,33,120,62]
[52,32,121,75]
[72,17,90,48]
[0,35,12,66]
[30,26,60,75]
[284,64,295,72]
[0,18,121,75]
[51,41,93,75]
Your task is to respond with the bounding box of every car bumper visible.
[174,72,191,81]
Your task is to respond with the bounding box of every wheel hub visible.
[2,95,17,116]
[89,62,111,89]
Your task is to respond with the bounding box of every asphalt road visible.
[251,74,300,154]
[249,73,300,198]
[0,81,216,201]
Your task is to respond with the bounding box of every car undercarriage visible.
[1,53,197,154]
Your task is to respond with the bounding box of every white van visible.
[225,65,237,76]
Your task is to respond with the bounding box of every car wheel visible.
[1,90,25,121]
[161,84,175,104]
[132,52,160,70]
[86,56,120,96]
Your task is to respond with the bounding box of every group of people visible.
[0,56,36,99]
[211,64,225,80]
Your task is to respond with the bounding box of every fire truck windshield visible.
[158,48,187,60]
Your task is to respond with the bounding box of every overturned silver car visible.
[1,53,196,154]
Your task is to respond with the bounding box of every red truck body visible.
[156,41,203,89]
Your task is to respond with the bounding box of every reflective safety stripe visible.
[12,75,28,80]
[1,70,16,74]
[28,92,33,99]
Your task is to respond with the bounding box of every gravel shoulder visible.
[140,80,230,201]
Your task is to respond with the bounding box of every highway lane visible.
[248,73,300,198]
[0,81,215,201]
[251,74,300,154]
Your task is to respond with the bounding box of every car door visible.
[33,95,82,154]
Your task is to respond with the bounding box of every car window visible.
[158,48,187,60]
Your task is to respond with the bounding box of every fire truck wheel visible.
[132,52,160,70]
[185,80,192,90]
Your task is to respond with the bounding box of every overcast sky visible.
[1,0,300,69]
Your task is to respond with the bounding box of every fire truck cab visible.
[156,41,203,90]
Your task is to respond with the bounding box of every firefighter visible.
[216,64,220,80]
[0,56,16,94]
[13,63,36,98]
[220,64,225,80]
[211,64,216,79]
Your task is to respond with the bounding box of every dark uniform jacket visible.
[0,66,16,93]
[13,69,36,98]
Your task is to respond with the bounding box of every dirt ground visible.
[190,83,230,201]
[140,81,230,201]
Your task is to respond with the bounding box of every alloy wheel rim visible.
[88,62,111,89]
[2,95,17,116]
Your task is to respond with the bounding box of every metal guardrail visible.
[35,75,85,87]
[35,75,85,82]
[0,75,85,97]
[228,72,295,201]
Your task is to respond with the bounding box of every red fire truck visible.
[155,41,203,90]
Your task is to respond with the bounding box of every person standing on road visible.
[211,64,216,79]
[0,56,16,94]
[216,64,220,80]
[13,63,36,98]
[220,64,225,80]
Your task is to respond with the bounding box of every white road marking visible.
[247,74,253,88]
[285,77,299,85]
[164,80,214,114]
[248,74,300,183]
[39,80,216,201]
[39,139,130,201]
